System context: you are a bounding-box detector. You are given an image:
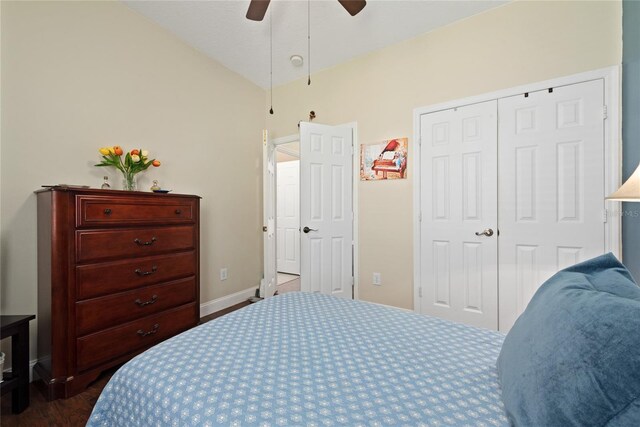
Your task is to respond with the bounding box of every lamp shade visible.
[607,163,640,201]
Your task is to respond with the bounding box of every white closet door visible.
[420,100,498,330]
[498,80,605,331]
[277,160,300,275]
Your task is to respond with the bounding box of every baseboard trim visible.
[3,358,39,383]
[200,287,258,318]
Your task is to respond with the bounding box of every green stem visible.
[123,171,137,190]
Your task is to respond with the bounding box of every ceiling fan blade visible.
[337,0,366,16]
[246,0,271,21]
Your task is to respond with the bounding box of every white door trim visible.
[276,145,300,158]
[412,66,621,312]
[261,130,277,298]
[340,122,360,300]
[272,134,300,146]
[264,125,360,300]
[262,132,299,298]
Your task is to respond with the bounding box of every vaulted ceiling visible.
[124,1,508,89]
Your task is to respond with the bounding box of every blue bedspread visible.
[88,293,508,426]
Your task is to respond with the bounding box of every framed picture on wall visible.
[360,137,408,181]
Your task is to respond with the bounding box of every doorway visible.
[276,141,301,294]
[262,123,359,300]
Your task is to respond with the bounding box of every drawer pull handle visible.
[175,209,182,215]
[137,324,159,337]
[134,295,158,307]
[134,237,157,246]
[104,208,112,215]
[134,266,158,276]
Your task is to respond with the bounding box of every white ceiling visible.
[124,0,508,89]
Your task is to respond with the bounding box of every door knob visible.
[303,226,318,234]
[475,228,494,237]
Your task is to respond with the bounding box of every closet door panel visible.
[420,101,498,330]
[498,80,606,332]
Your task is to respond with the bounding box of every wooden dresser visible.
[34,187,200,399]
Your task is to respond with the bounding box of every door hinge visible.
[418,211,422,222]
[351,277,355,287]
[418,287,423,298]
[602,105,608,120]
[603,209,608,223]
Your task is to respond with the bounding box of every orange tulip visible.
[152,160,161,167]
[130,149,140,156]
[113,146,123,156]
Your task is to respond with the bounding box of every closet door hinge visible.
[418,211,422,223]
[602,105,608,120]
[603,209,608,223]
[418,287,423,298]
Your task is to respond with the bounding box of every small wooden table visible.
[1,315,35,414]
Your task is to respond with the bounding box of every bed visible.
[88,292,508,426]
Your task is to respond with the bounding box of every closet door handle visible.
[303,226,318,234]
[475,228,494,237]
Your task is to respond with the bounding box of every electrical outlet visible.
[220,268,228,281]
[373,272,381,286]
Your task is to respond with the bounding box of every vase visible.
[122,174,137,191]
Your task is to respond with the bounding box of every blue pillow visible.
[497,253,640,426]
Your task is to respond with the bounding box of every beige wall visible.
[1,1,265,361]
[266,0,622,309]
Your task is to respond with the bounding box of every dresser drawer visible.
[76,225,194,263]
[76,251,196,300]
[76,277,196,336]
[76,303,197,372]
[77,195,195,227]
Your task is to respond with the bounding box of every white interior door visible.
[261,132,277,298]
[419,100,498,330]
[300,122,353,299]
[277,160,300,275]
[498,80,606,331]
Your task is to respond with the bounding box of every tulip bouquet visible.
[95,146,161,190]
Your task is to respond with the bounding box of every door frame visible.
[263,122,360,299]
[412,66,621,312]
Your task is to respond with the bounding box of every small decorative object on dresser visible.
[34,187,200,399]
[95,146,161,191]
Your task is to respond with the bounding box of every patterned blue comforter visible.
[88,293,509,426]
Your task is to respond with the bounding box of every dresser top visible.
[35,186,201,199]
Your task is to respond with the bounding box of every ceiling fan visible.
[246,0,366,21]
